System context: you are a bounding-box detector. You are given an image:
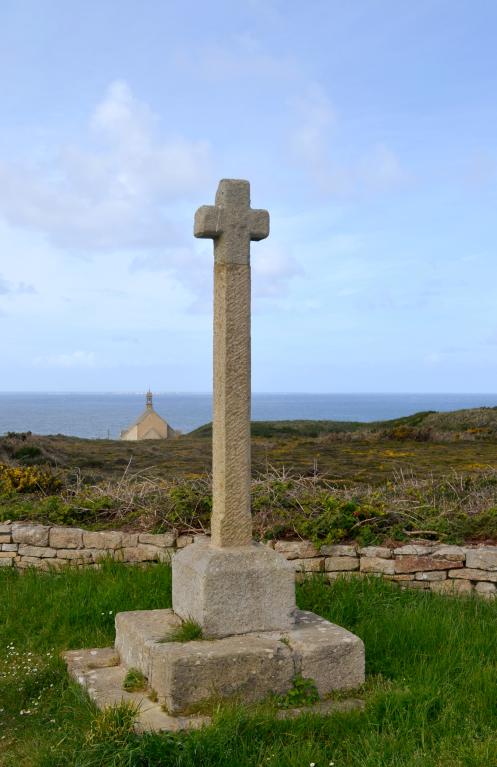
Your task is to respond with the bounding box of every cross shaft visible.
[194,179,269,548]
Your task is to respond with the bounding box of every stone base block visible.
[172,541,296,638]
[115,609,181,678]
[64,647,209,733]
[114,607,365,715]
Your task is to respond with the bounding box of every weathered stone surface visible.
[121,533,139,547]
[0,533,11,544]
[12,523,49,546]
[360,557,395,575]
[56,548,94,562]
[151,633,293,714]
[403,580,429,590]
[139,533,176,547]
[50,527,83,549]
[122,545,161,563]
[393,545,436,556]
[320,544,357,557]
[115,609,181,677]
[0,555,14,566]
[275,540,319,559]
[83,531,123,549]
[395,556,461,574]
[475,581,496,597]
[359,546,392,558]
[172,541,296,638]
[1,543,17,551]
[196,180,269,547]
[431,579,472,595]
[325,556,359,572]
[18,545,56,558]
[293,557,324,573]
[176,535,193,548]
[415,571,447,581]
[0,524,12,534]
[432,545,465,561]
[281,610,365,696]
[448,568,497,582]
[465,547,497,571]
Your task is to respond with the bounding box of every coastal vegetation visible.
[2,562,497,766]
[2,407,497,544]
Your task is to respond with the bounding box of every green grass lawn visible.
[2,563,497,767]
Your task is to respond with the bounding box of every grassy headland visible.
[2,407,497,544]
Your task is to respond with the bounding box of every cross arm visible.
[194,205,224,239]
[249,208,270,241]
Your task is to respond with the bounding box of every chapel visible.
[120,391,176,441]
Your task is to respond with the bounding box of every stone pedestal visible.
[112,607,365,716]
[172,540,296,638]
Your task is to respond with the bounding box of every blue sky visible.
[0,0,496,392]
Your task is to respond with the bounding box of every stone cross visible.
[194,179,269,548]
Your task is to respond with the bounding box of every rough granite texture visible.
[172,540,296,637]
[112,607,364,715]
[194,180,269,548]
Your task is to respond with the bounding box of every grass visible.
[122,669,147,692]
[164,619,204,643]
[2,562,497,766]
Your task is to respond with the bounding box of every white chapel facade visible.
[120,391,176,441]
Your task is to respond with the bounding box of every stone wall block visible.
[82,531,123,550]
[325,556,359,572]
[320,544,357,557]
[293,557,324,573]
[431,580,472,595]
[18,545,56,558]
[465,548,497,571]
[0,524,12,534]
[432,545,465,561]
[1,543,18,552]
[415,571,447,581]
[475,582,496,598]
[50,527,83,549]
[122,545,160,562]
[56,549,94,562]
[138,533,176,547]
[359,546,392,559]
[403,580,429,590]
[395,556,461,574]
[176,534,194,548]
[0,533,11,544]
[448,568,497,582]
[360,557,395,575]
[12,523,50,546]
[274,540,320,559]
[0,555,14,567]
[393,545,436,556]
[120,533,139,547]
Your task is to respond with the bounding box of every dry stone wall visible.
[1,522,497,598]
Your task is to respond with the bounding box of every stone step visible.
[63,647,210,732]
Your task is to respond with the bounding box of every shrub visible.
[0,463,62,494]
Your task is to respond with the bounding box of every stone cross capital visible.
[194,179,269,265]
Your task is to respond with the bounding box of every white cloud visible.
[291,85,406,195]
[0,81,212,251]
[34,350,96,368]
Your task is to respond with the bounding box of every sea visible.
[1,392,497,440]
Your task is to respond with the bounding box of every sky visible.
[0,0,496,393]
